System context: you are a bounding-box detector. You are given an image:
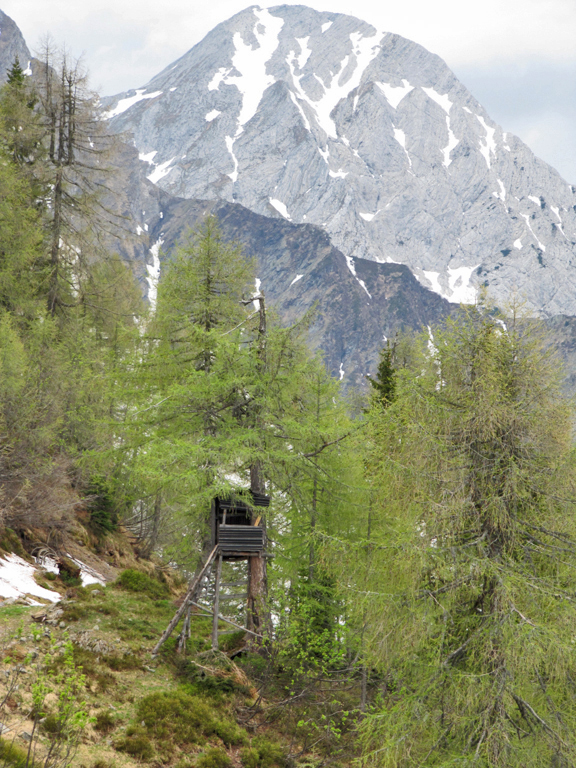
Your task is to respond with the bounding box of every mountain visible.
[0,9,31,79]
[103,4,576,317]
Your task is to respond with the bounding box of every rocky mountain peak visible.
[104,4,576,316]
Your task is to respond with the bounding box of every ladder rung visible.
[218,629,245,635]
[219,594,247,600]
[221,582,247,587]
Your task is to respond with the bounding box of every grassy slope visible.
[0,561,360,768]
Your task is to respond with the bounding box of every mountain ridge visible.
[103,4,576,315]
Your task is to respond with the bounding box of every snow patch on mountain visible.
[105,89,162,118]
[376,79,413,109]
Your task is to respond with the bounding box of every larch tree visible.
[353,306,576,767]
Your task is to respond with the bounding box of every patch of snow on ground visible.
[360,211,379,221]
[290,274,304,287]
[447,265,478,304]
[376,79,414,109]
[329,169,348,178]
[139,150,157,164]
[23,61,32,76]
[0,555,61,604]
[104,89,163,119]
[318,146,330,162]
[476,115,496,169]
[514,239,523,249]
[290,29,384,139]
[269,198,292,220]
[503,132,511,151]
[463,106,472,114]
[147,157,176,184]
[393,126,412,167]
[422,87,452,114]
[205,109,221,121]
[344,254,372,298]
[295,36,312,70]
[339,363,345,380]
[224,8,283,134]
[219,9,284,179]
[520,213,546,251]
[66,557,106,587]
[493,179,506,201]
[551,205,568,237]
[321,21,333,33]
[423,270,443,296]
[422,266,478,304]
[225,136,239,182]
[442,116,458,167]
[136,225,144,236]
[288,91,311,131]
[528,195,541,206]
[208,67,231,91]
[146,238,163,309]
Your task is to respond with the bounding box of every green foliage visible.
[354,306,576,767]
[368,340,396,406]
[131,689,247,755]
[279,569,345,672]
[116,569,169,599]
[114,725,154,760]
[84,476,118,536]
[196,747,233,768]
[0,738,32,767]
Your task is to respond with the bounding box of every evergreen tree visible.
[355,307,576,767]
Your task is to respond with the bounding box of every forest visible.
[2,51,576,768]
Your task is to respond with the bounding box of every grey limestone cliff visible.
[104,4,576,316]
[0,9,31,81]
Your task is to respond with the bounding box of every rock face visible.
[0,10,31,81]
[145,195,453,387]
[104,4,576,316]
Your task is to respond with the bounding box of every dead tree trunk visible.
[246,293,271,644]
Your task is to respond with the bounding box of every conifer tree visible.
[355,307,576,767]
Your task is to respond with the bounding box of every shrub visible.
[103,653,141,671]
[116,569,168,599]
[196,748,232,768]
[114,725,154,760]
[252,738,287,768]
[94,710,116,734]
[134,690,247,750]
[0,737,31,766]
[240,747,260,768]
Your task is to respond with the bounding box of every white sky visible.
[4,0,576,181]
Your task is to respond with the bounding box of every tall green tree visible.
[354,307,576,767]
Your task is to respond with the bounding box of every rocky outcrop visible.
[0,10,31,81]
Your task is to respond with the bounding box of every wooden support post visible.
[211,553,223,650]
[152,545,218,655]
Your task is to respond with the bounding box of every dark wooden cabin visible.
[211,492,270,559]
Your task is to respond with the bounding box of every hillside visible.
[0,531,358,768]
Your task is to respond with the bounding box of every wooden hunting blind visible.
[153,490,271,656]
[211,492,269,559]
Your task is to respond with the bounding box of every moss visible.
[114,725,154,760]
[196,747,233,768]
[115,569,168,599]
[133,689,247,750]
[94,710,116,734]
